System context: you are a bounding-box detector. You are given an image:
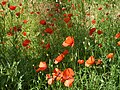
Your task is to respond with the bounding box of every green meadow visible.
[0,0,120,90]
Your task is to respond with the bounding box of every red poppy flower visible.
[115,32,120,39]
[62,36,74,47]
[62,50,69,55]
[7,32,13,36]
[98,7,102,10]
[1,1,7,6]
[30,11,34,14]
[23,20,28,24]
[36,12,40,15]
[92,19,96,24]
[68,14,73,18]
[40,20,46,25]
[68,0,71,2]
[22,32,27,36]
[106,53,114,59]
[16,12,20,16]
[19,3,22,6]
[22,39,30,47]
[85,56,95,67]
[97,30,103,35]
[64,17,71,23]
[43,43,50,50]
[44,28,53,34]
[9,6,16,10]
[78,59,84,64]
[89,28,96,36]
[54,54,65,64]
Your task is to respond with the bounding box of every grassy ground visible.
[0,0,120,90]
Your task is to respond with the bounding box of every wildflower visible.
[98,7,102,10]
[78,59,84,64]
[1,1,7,6]
[46,74,51,80]
[97,30,103,35]
[38,62,47,71]
[9,5,16,10]
[64,17,71,23]
[16,12,20,16]
[95,59,102,65]
[92,19,96,24]
[40,20,46,25]
[22,32,27,36]
[89,28,96,36]
[117,41,120,46]
[7,32,13,36]
[44,28,53,34]
[106,53,114,59]
[85,56,95,67]
[22,39,30,47]
[48,78,54,85]
[115,32,120,39]
[54,54,65,64]
[62,36,74,47]
[23,20,28,24]
[62,68,74,80]
[62,68,74,87]
[43,43,50,50]
[62,50,69,55]
[64,78,74,87]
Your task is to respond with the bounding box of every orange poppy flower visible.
[46,74,51,80]
[36,62,47,72]
[54,54,65,64]
[62,50,69,55]
[85,56,95,67]
[95,59,102,65]
[117,41,120,46]
[106,53,114,59]
[115,32,120,39]
[64,78,74,87]
[62,36,74,47]
[63,68,74,80]
[78,59,84,64]
[39,61,47,70]
[48,78,54,85]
